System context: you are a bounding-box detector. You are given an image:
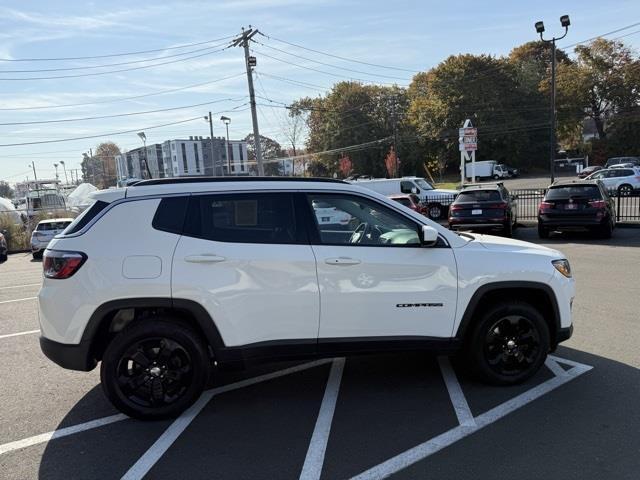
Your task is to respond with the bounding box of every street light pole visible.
[59,161,69,185]
[137,132,151,179]
[535,15,570,184]
[221,116,231,175]
[204,112,218,176]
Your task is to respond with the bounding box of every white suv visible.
[39,178,575,419]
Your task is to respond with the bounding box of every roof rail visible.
[131,176,347,186]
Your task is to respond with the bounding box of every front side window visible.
[307,194,420,246]
[184,193,302,244]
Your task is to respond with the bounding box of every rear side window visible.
[184,193,303,244]
[546,186,602,200]
[456,190,501,202]
[394,197,412,207]
[152,196,189,234]
[64,200,109,234]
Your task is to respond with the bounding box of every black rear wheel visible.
[597,219,613,239]
[426,203,443,220]
[537,224,549,239]
[101,319,211,420]
[503,220,513,237]
[468,302,549,385]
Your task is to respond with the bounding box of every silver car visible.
[0,230,7,263]
[31,218,73,259]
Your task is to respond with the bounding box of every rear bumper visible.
[39,336,96,371]
[538,216,606,228]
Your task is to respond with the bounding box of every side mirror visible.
[421,225,439,247]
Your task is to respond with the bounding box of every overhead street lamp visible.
[137,131,152,179]
[59,161,69,185]
[535,14,570,184]
[220,116,231,175]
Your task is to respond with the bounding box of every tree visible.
[81,141,121,188]
[338,155,353,178]
[0,181,14,199]
[408,54,545,170]
[306,159,330,177]
[244,134,285,176]
[509,41,571,93]
[554,38,640,142]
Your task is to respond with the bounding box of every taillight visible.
[449,204,463,211]
[488,202,508,209]
[588,200,606,209]
[43,250,87,279]
[539,201,553,213]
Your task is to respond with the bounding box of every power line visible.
[258,72,331,92]
[0,34,236,62]
[251,48,409,87]
[0,46,230,81]
[0,72,246,111]
[258,31,419,73]
[0,41,232,73]
[0,98,247,126]
[254,41,411,81]
[562,21,640,49]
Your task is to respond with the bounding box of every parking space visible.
[1,231,639,479]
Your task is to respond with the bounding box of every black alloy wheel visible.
[101,319,210,420]
[468,301,549,385]
[483,315,541,377]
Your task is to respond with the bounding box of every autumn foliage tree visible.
[338,155,353,178]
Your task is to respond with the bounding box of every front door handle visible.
[184,254,226,264]
[325,257,361,266]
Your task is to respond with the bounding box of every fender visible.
[455,281,561,342]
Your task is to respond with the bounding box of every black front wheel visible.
[537,224,549,239]
[101,319,211,420]
[467,302,550,385]
[426,203,443,220]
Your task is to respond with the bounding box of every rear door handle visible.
[325,257,361,266]
[184,254,226,264]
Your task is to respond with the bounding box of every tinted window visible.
[307,194,420,246]
[64,200,109,234]
[456,190,501,202]
[546,186,602,200]
[400,181,415,194]
[152,196,189,234]
[37,221,72,231]
[184,193,300,244]
[394,197,412,207]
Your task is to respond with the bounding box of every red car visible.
[388,194,427,216]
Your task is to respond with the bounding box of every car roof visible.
[551,179,600,187]
[459,184,501,191]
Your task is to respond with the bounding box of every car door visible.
[304,192,458,342]
[172,191,320,348]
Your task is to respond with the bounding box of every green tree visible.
[554,38,640,143]
[245,134,285,175]
[0,181,14,199]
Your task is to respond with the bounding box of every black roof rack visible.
[551,179,599,186]
[131,176,347,186]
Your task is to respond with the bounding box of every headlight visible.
[552,259,572,278]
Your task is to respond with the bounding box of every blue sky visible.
[1,0,639,183]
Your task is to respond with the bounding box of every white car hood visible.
[466,233,563,258]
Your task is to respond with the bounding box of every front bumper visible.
[39,336,96,371]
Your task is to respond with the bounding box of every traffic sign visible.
[459,143,477,151]
[459,127,477,136]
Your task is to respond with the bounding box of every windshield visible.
[414,179,434,190]
[546,186,602,200]
[456,190,502,202]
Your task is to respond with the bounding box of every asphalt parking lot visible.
[1,228,639,480]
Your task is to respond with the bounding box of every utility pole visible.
[205,112,218,176]
[232,27,264,176]
[391,93,399,178]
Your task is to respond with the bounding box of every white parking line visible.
[350,358,593,480]
[0,329,40,340]
[437,356,476,427]
[0,414,128,456]
[0,283,41,291]
[545,356,568,377]
[121,358,333,480]
[0,296,37,305]
[299,357,345,480]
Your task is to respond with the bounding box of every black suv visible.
[538,180,615,239]
[448,183,517,236]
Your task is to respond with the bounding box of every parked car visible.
[501,164,519,178]
[38,177,574,420]
[448,183,517,236]
[31,218,74,259]
[577,165,602,178]
[349,177,457,220]
[604,156,640,168]
[388,194,427,216]
[584,167,640,196]
[538,180,615,239]
[0,230,7,263]
[311,199,353,229]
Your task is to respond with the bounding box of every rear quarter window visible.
[456,190,501,202]
[64,201,109,234]
[152,196,189,234]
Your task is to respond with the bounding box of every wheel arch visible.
[455,281,561,347]
[82,297,226,366]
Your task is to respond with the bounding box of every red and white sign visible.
[459,127,477,137]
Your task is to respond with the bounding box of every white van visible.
[349,177,457,219]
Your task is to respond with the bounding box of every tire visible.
[537,224,549,239]
[467,301,550,385]
[426,203,443,220]
[618,184,633,197]
[493,175,499,180]
[32,251,42,260]
[0,252,7,263]
[101,318,211,420]
[503,220,513,237]
[597,219,613,239]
